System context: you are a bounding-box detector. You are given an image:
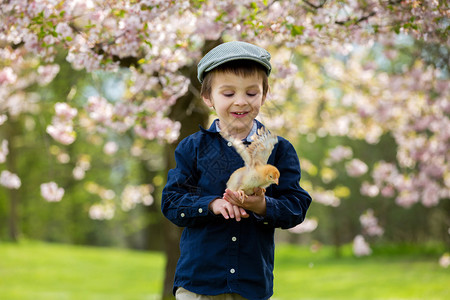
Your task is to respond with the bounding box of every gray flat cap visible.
[197,41,271,83]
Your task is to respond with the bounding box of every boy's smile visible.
[203,72,265,140]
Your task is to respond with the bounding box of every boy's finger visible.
[220,204,230,219]
[226,203,235,219]
[240,207,249,217]
[233,205,241,222]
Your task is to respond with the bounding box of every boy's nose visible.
[233,96,247,105]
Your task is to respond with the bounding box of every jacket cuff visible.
[253,196,275,226]
[176,195,218,220]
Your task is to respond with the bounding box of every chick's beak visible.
[274,178,279,185]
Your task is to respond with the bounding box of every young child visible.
[161,41,312,300]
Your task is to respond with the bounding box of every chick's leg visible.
[238,190,247,203]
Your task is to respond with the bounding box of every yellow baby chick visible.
[221,127,280,203]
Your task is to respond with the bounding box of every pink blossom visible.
[55,22,73,38]
[288,218,318,234]
[37,64,60,86]
[353,235,372,257]
[421,182,440,207]
[360,182,379,197]
[359,209,384,237]
[54,102,77,120]
[395,191,420,208]
[46,123,76,145]
[56,152,70,164]
[121,184,154,211]
[0,140,8,163]
[134,114,181,143]
[103,141,119,155]
[46,103,77,145]
[72,166,85,180]
[0,115,7,126]
[328,146,353,164]
[89,204,115,220]
[23,33,39,53]
[372,162,398,186]
[311,190,340,207]
[346,159,368,177]
[0,67,17,85]
[0,170,21,189]
[439,253,450,268]
[381,185,395,197]
[40,182,64,202]
[86,96,113,124]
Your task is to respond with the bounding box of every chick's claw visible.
[238,190,247,203]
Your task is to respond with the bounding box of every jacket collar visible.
[200,119,265,142]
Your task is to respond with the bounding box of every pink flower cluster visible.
[89,204,115,220]
[46,103,78,145]
[0,140,8,163]
[311,190,340,207]
[288,218,318,234]
[371,160,447,208]
[37,64,60,86]
[353,235,372,257]
[72,155,91,181]
[0,170,21,189]
[327,146,353,164]
[134,114,181,143]
[359,209,384,237]
[439,253,450,268]
[345,159,368,177]
[120,184,154,211]
[40,182,64,202]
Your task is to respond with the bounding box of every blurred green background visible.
[1,1,449,299]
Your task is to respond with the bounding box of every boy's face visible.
[202,71,265,139]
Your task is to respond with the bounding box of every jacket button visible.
[180,213,185,218]
[231,237,237,242]
[198,208,203,213]
[230,268,235,274]
[227,142,233,147]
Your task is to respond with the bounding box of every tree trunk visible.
[161,40,222,300]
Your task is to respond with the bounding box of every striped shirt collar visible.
[215,119,257,143]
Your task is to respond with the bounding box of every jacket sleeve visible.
[259,138,312,229]
[161,137,218,228]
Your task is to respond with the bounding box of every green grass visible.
[0,241,448,299]
[274,245,449,300]
[0,240,164,299]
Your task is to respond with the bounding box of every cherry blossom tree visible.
[1,1,449,298]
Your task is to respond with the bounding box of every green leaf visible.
[290,25,305,37]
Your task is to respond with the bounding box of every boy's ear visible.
[202,96,214,108]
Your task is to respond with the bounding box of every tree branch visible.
[335,11,377,26]
[303,0,328,9]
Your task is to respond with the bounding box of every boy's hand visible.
[223,188,267,216]
[209,198,249,221]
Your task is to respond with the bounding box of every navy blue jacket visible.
[161,119,311,300]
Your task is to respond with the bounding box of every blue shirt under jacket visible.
[161,119,312,300]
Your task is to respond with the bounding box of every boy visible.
[161,41,312,300]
